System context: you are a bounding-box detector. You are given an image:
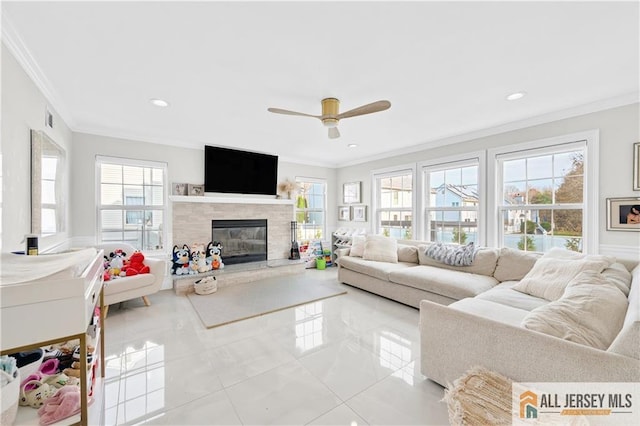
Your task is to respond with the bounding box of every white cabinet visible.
[1,249,105,426]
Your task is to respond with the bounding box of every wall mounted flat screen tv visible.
[204,145,278,196]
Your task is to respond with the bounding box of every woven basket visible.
[194,276,217,295]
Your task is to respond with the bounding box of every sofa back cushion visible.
[513,254,612,301]
[522,271,628,350]
[397,244,419,264]
[608,264,640,359]
[601,262,632,297]
[418,244,499,277]
[363,235,398,263]
[493,248,541,282]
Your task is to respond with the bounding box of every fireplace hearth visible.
[212,219,267,265]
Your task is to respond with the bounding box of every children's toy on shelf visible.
[206,241,225,270]
[123,251,150,276]
[171,244,194,275]
[190,244,212,273]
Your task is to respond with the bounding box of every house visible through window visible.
[96,156,166,251]
[422,160,479,244]
[295,178,326,240]
[374,169,413,239]
[497,145,586,253]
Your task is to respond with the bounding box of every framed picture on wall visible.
[634,142,640,191]
[343,181,361,204]
[338,206,351,221]
[352,205,367,222]
[606,197,640,231]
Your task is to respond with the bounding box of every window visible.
[295,178,326,240]
[373,168,414,239]
[489,132,597,253]
[422,158,480,244]
[96,156,166,251]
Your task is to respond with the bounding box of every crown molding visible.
[334,92,640,168]
[1,12,76,128]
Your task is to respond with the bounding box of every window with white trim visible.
[96,156,167,251]
[494,140,590,253]
[374,169,413,239]
[422,159,480,244]
[295,178,326,240]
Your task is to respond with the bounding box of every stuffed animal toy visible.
[123,251,150,276]
[206,241,225,270]
[108,249,128,278]
[191,245,212,273]
[172,244,193,275]
[103,256,112,281]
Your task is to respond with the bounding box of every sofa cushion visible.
[449,298,529,327]
[608,264,639,359]
[104,273,157,296]
[349,235,366,257]
[513,256,611,302]
[475,281,548,311]
[389,265,498,300]
[602,262,632,296]
[337,255,414,281]
[363,235,398,263]
[418,245,499,277]
[493,248,541,282]
[397,244,419,264]
[522,271,628,350]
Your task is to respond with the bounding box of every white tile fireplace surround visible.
[171,196,294,262]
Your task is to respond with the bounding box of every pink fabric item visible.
[37,386,77,416]
[20,373,42,391]
[38,386,91,425]
[38,359,59,376]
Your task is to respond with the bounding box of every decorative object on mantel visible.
[634,142,640,191]
[277,179,300,199]
[188,184,205,196]
[172,182,188,196]
[607,197,640,231]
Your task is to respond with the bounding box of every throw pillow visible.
[349,235,366,257]
[397,244,419,263]
[493,247,541,282]
[522,271,628,349]
[425,242,478,266]
[513,256,612,301]
[362,235,398,263]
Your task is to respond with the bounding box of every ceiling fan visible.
[267,98,391,139]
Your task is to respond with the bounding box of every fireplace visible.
[212,219,267,265]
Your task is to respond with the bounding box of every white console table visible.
[0,249,106,426]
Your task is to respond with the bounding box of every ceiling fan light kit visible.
[268,97,391,139]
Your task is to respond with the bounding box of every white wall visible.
[336,103,640,257]
[70,133,337,247]
[1,43,73,253]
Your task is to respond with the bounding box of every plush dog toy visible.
[123,251,150,276]
[191,245,212,273]
[206,241,225,270]
[172,244,194,275]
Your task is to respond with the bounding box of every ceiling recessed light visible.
[149,98,170,107]
[348,144,358,148]
[506,92,527,101]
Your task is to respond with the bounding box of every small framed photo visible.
[343,181,361,204]
[338,206,351,221]
[188,184,205,196]
[606,197,640,231]
[172,182,188,195]
[634,142,640,191]
[352,205,367,222]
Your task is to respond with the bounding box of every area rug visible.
[187,275,347,328]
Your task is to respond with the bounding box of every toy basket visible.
[1,369,20,426]
[194,276,217,295]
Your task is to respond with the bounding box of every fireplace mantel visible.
[169,195,293,205]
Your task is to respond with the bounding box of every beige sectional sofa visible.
[336,237,640,386]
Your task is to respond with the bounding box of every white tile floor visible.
[102,269,449,425]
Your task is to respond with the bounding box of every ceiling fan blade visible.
[336,100,391,119]
[328,127,340,139]
[267,107,320,119]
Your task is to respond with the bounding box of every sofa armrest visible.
[420,299,640,386]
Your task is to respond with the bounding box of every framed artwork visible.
[338,206,351,221]
[634,142,640,191]
[172,182,188,195]
[343,181,361,204]
[188,184,205,196]
[606,197,640,231]
[352,205,367,222]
